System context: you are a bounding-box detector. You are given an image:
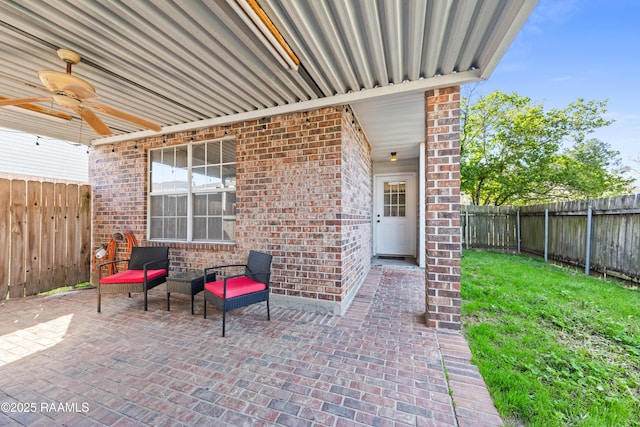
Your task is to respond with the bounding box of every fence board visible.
[0,179,9,299]
[632,213,640,278]
[590,212,605,272]
[604,209,615,269]
[463,193,640,283]
[611,214,623,271]
[79,185,91,281]
[67,184,79,285]
[462,206,517,250]
[9,180,26,298]
[25,181,41,296]
[0,178,91,298]
[53,183,67,287]
[40,182,55,292]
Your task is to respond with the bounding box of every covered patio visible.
[0,2,539,425]
[0,0,537,325]
[0,267,500,426]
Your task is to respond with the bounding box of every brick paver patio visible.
[0,267,501,426]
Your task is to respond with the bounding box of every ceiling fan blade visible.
[0,98,73,121]
[0,72,53,94]
[84,101,161,132]
[62,83,98,100]
[71,105,112,135]
[0,96,52,106]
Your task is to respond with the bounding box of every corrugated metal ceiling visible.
[0,0,536,159]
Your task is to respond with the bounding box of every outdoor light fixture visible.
[228,0,300,71]
[94,244,107,259]
[390,152,397,162]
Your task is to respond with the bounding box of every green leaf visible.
[461,89,633,205]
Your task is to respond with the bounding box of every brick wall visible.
[424,87,462,329]
[238,108,344,307]
[91,106,372,314]
[339,107,373,309]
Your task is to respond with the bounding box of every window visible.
[383,181,406,217]
[149,139,236,242]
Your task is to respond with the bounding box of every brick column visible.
[424,87,461,329]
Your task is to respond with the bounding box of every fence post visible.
[544,208,549,262]
[465,210,469,250]
[585,205,592,276]
[517,209,521,254]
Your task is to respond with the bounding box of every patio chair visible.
[97,246,169,312]
[203,250,272,337]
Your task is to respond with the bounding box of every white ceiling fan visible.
[0,49,161,136]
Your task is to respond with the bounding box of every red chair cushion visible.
[100,269,167,284]
[205,276,266,299]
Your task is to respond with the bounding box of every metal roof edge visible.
[92,69,482,146]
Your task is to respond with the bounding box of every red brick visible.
[425,87,461,330]
[91,106,371,310]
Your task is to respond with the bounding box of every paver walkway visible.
[0,267,501,426]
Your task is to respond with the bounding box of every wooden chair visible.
[97,246,169,312]
[203,250,272,337]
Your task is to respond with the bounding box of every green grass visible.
[461,250,640,427]
[38,282,93,296]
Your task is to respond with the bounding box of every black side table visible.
[166,270,205,315]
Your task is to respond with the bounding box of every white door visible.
[374,173,416,256]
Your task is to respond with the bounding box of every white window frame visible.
[147,137,236,243]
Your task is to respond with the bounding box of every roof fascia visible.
[93,69,481,145]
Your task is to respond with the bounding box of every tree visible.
[557,138,635,199]
[460,90,634,206]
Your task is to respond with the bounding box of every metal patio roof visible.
[0,0,536,161]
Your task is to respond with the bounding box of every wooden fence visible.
[462,194,640,283]
[0,178,91,299]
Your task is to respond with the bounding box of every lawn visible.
[461,250,640,427]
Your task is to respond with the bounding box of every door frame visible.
[373,172,417,257]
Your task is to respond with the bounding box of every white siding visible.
[0,128,88,182]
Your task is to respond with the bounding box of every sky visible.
[476,0,640,175]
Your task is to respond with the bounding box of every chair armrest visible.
[141,258,169,289]
[142,258,169,272]
[205,263,247,272]
[204,263,247,278]
[98,259,130,269]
